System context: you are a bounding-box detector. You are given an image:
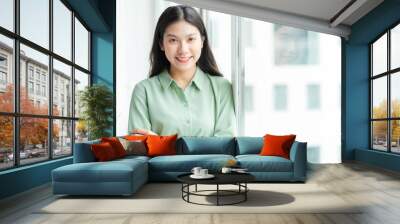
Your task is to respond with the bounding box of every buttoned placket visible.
[173,83,192,136]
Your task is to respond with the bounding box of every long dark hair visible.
[149,5,222,78]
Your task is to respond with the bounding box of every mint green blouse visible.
[128,67,236,137]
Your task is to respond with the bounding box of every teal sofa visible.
[52,137,307,195]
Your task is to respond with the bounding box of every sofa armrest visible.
[73,140,100,163]
[289,141,307,181]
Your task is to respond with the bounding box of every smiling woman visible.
[128,5,236,137]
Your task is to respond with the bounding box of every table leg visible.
[217,184,219,206]
[195,184,197,192]
[245,183,247,201]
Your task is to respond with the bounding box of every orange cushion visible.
[91,142,117,161]
[259,134,296,159]
[124,135,148,142]
[146,134,178,157]
[101,137,127,158]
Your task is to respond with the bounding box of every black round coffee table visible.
[177,173,255,206]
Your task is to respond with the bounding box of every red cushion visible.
[91,142,117,161]
[124,135,148,142]
[259,134,296,159]
[101,137,127,158]
[146,134,178,157]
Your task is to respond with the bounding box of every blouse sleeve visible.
[128,82,152,133]
[214,80,237,137]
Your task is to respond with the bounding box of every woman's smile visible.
[175,56,193,63]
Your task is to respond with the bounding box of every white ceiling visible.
[171,0,384,38]
[226,0,353,23]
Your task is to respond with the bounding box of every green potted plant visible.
[79,84,113,140]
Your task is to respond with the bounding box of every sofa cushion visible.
[177,137,236,155]
[74,140,100,163]
[260,134,296,159]
[235,137,263,155]
[91,142,118,161]
[148,154,235,172]
[146,134,178,157]
[236,155,293,172]
[53,158,148,183]
[101,137,127,158]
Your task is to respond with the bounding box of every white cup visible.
[200,169,208,176]
[221,167,232,174]
[191,167,202,176]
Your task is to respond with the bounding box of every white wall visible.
[116,0,156,135]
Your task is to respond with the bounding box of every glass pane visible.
[273,84,287,111]
[0,34,14,113]
[20,0,49,49]
[74,69,89,118]
[242,18,341,163]
[53,0,72,60]
[372,121,388,151]
[75,120,88,143]
[391,120,400,153]
[307,84,320,110]
[392,72,400,118]
[20,44,49,115]
[274,25,318,65]
[0,116,13,170]
[75,18,89,69]
[53,119,72,157]
[205,10,231,82]
[372,33,387,76]
[20,117,49,165]
[53,59,72,117]
[0,0,14,31]
[391,24,400,70]
[372,77,387,119]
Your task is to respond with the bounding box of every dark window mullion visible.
[370,45,373,149]
[71,10,76,155]
[14,0,20,166]
[49,0,54,160]
[388,30,391,152]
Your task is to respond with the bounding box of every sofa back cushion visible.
[177,137,235,155]
[73,139,100,163]
[236,137,263,155]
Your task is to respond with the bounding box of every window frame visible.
[370,20,400,154]
[0,0,92,171]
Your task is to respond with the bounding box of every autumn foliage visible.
[372,99,400,142]
[0,84,59,150]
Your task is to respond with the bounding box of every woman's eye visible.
[169,39,177,43]
[188,38,195,42]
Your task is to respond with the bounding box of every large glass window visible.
[241,19,341,163]
[370,23,400,153]
[0,0,91,170]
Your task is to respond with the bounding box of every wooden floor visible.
[1,162,400,224]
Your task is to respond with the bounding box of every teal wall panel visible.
[0,158,72,199]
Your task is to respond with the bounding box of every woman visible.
[128,5,236,137]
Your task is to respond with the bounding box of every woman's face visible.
[161,20,203,73]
